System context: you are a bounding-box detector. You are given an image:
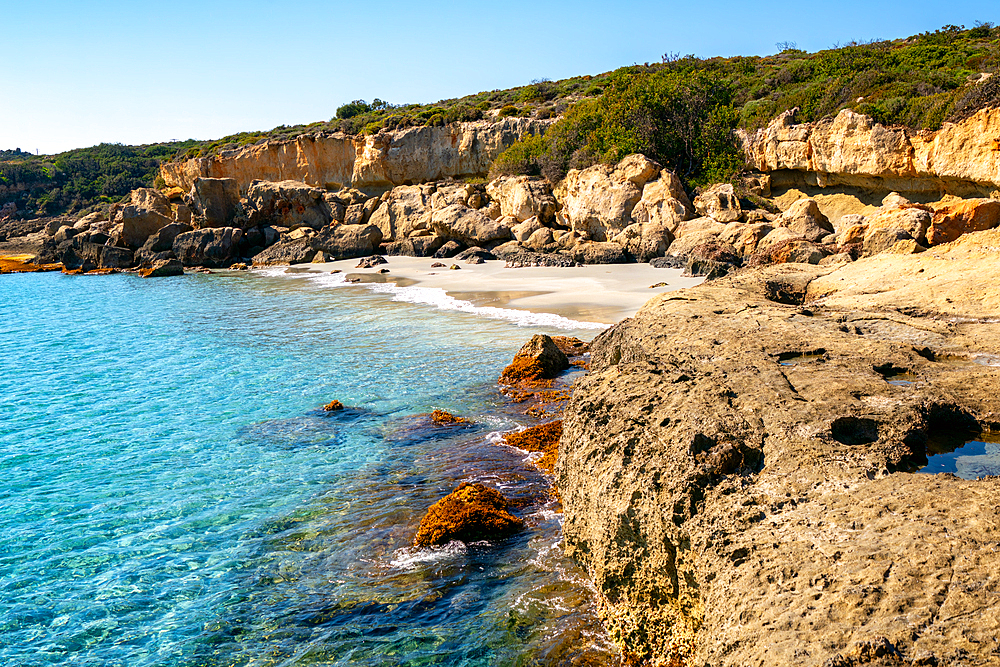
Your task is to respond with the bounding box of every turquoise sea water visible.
[0,269,615,666]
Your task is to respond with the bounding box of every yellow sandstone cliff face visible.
[739,107,1000,195]
[160,118,551,195]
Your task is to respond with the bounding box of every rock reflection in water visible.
[919,432,1000,479]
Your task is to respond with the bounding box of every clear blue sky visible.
[1,0,996,155]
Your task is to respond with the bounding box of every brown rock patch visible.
[414,482,523,547]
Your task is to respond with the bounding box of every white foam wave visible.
[253,266,605,329]
[389,541,467,569]
[367,282,606,330]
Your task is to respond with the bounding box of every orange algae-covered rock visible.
[502,421,562,473]
[322,400,344,411]
[431,409,468,424]
[499,334,569,384]
[0,255,63,274]
[414,482,523,547]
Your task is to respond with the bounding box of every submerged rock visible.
[503,421,562,473]
[414,482,523,547]
[430,410,468,424]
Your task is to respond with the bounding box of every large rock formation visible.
[160,118,551,195]
[740,106,1000,195]
[559,229,1000,666]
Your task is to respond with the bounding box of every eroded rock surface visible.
[559,229,1000,666]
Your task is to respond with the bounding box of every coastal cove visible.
[0,269,627,666]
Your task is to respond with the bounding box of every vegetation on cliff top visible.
[0,141,199,218]
[3,23,998,218]
[492,22,1000,186]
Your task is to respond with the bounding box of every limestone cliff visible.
[559,230,1000,666]
[160,118,550,195]
[740,107,1000,196]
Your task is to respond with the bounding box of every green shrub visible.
[499,105,520,117]
[427,113,445,127]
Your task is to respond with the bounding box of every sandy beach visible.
[287,256,705,325]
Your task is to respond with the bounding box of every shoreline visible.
[276,256,705,325]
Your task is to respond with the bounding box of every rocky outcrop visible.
[429,204,511,245]
[559,229,1000,666]
[112,207,173,249]
[313,223,383,260]
[190,177,241,228]
[485,175,558,223]
[160,118,551,195]
[172,227,243,267]
[740,106,1000,195]
[246,180,331,230]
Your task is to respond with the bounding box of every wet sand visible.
[301,256,704,324]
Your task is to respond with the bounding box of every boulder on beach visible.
[414,482,523,547]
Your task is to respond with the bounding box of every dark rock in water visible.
[433,240,464,258]
[138,258,183,278]
[466,256,484,265]
[384,411,477,446]
[686,241,742,279]
[137,222,192,265]
[99,245,134,269]
[650,255,685,269]
[252,238,314,265]
[173,227,243,267]
[430,262,445,268]
[378,268,389,273]
[454,246,496,262]
[57,238,134,270]
[355,255,387,269]
[414,482,523,547]
[499,334,569,384]
[449,264,460,270]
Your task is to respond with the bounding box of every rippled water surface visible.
[0,270,614,666]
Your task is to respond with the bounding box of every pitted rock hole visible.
[763,279,806,305]
[830,417,880,446]
[909,404,995,478]
[777,349,826,366]
[873,362,917,386]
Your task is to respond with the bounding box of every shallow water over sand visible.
[0,270,615,666]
